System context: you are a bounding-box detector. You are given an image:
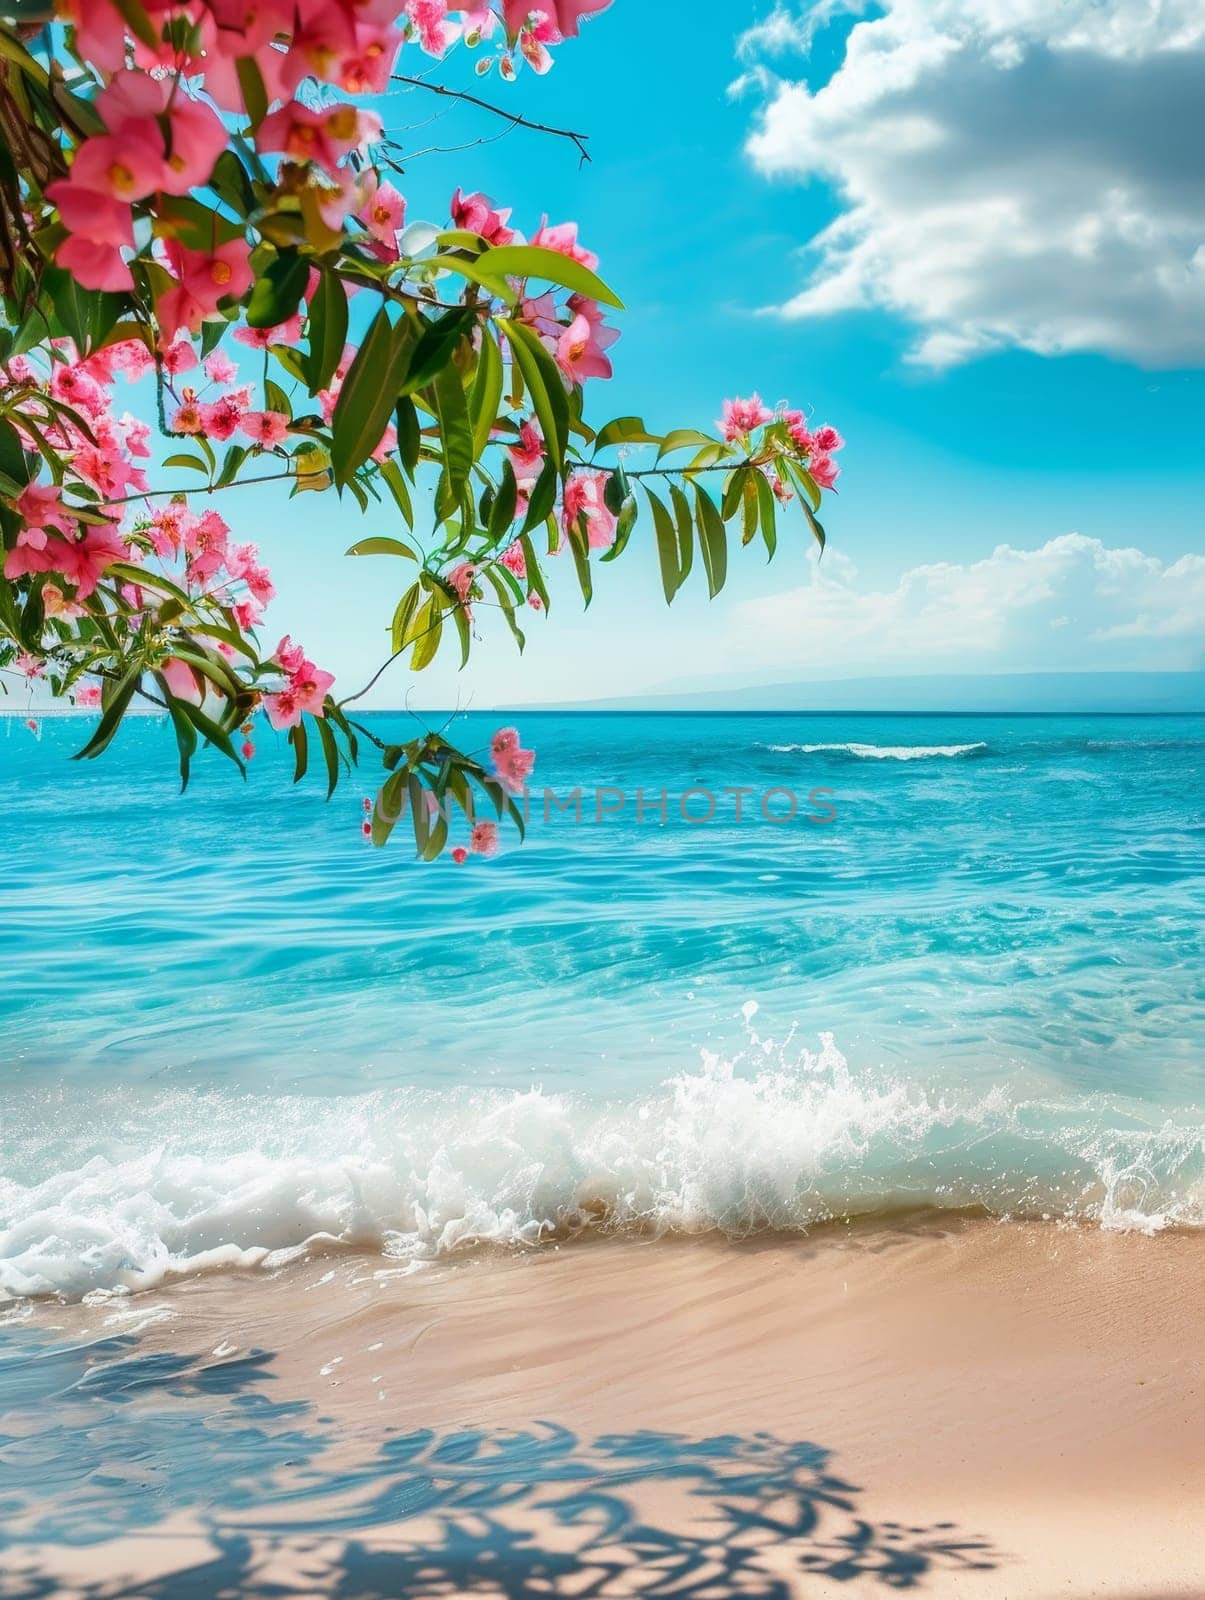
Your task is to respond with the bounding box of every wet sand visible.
[4,1215,1202,1598]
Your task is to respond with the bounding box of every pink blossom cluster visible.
[2,341,152,600]
[490,724,536,793]
[263,636,337,731]
[0,337,340,737]
[718,394,847,495]
[48,2,609,292]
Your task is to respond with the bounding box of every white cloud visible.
[729,534,1205,674]
[739,1,1205,365]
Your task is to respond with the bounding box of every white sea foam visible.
[2,1034,1200,1301]
[762,742,989,760]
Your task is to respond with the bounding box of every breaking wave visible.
[3,1027,1200,1301]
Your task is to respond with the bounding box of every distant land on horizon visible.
[504,671,1205,715]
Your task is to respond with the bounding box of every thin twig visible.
[390,73,592,166]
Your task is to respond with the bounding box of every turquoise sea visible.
[1,709,1202,1300]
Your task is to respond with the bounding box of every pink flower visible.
[184,508,231,585]
[491,725,520,760]
[531,217,598,271]
[160,96,231,195]
[148,504,195,558]
[358,175,406,250]
[503,0,611,37]
[160,339,198,376]
[494,743,535,794]
[5,524,128,600]
[42,582,85,619]
[469,820,499,857]
[241,411,290,447]
[75,684,102,708]
[561,471,616,550]
[108,339,156,380]
[451,846,469,865]
[241,740,256,760]
[447,561,477,604]
[14,481,76,543]
[171,399,204,434]
[337,24,403,94]
[528,593,544,611]
[234,315,304,350]
[813,424,845,454]
[204,351,238,384]
[810,453,840,490]
[718,395,773,442]
[201,391,249,442]
[226,542,276,604]
[264,636,336,729]
[509,421,545,475]
[258,102,381,175]
[500,542,527,580]
[54,235,133,292]
[555,313,613,383]
[450,188,516,246]
[273,635,309,676]
[160,239,254,336]
[68,121,165,202]
[159,656,205,704]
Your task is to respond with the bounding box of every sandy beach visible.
[4,1215,1201,1598]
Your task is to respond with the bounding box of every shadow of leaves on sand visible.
[0,1334,998,1597]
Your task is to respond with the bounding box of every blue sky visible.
[210,1,1205,708]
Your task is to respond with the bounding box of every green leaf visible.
[518,534,550,613]
[346,535,419,560]
[42,267,125,356]
[391,582,422,653]
[722,467,747,522]
[395,396,421,478]
[431,361,473,515]
[669,483,695,587]
[602,493,638,564]
[754,469,778,559]
[520,457,558,536]
[289,721,308,782]
[315,714,342,799]
[501,318,568,471]
[469,329,503,462]
[489,458,519,538]
[163,452,210,474]
[648,489,680,603]
[694,486,728,599]
[565,518,593,608]
[235,55,269,126]
[397,307,474,398]
[246,249,310,330]
[72,662,140,761]
[603,464,630,516]
[302,268,348,394]
[331,307,413,487]
[159,687,198,793]
[657,429,714,459]
[410,601,443,671]
[479,244,624,310]
[594,416,661,451]
[377,458,414,529]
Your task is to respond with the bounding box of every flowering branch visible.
[0,0,845,864]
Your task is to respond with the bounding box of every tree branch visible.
[390,73,591,166]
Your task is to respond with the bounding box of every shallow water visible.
[1,710,1203,1297]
